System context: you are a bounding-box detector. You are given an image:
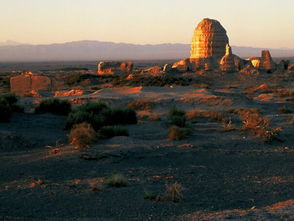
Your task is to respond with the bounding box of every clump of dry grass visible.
[88,182,103,191]
[220,118,235,132]
[157,182,183,203]
[288,116,294,124]
[278,106,293,114]
[104,173,127,187]
[230,108,282,142]
[186,109,224,122]
[127,98,153,111]
[143,189,157,200]
[69,122,97,148]
[168,107,187,127]
[167,126,191,141]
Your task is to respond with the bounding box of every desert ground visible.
[0,61,294,221]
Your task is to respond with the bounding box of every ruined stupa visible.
[220,44,237,72]
[220,44,244,72]
[259,50,276,72]
[190,18,229,61]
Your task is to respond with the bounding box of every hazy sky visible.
[0,0,293,48]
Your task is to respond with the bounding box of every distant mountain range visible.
[0,40,293,62]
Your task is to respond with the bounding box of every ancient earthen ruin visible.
[190,18,229,61]
[10,72,52,96]
[97,61,133,75]
[170,18,287,74]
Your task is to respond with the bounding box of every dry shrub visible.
[220,118,235,132]
[88,182,103,191]
[127,98,153,111]
[169,108,187,127]
[278,106,293,114]
[158,182,183,203]
[35,98,71,115]
[104,173,127,187]
[168,126,191,141]
[69,122,97,148]
[148,113,161,121]
[186,109,224,122]
[231,108,281,142]
[143,190,157,200]
[288,116,294,124]
[0,93,23,122]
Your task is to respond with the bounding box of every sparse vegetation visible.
[143,189,157,200]
[66,102,137,130]
[278,106,293,114]
[63,73,93,85]
[158,182,183,203]
[168,126,192,141]
[127,98,153,111]
[104,173,127,187]
[288,116,294,124]
[221,118,235,132]
[231,108,282,142]
[99,125,129,138]
[0,93,23,122]
[186,109,224,122]
[35,98,71,115]
[69,122,97,148]
[0,76,10,87]
[168,107,186,127]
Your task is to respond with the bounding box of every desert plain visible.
[0,18,294,221]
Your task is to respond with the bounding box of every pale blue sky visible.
[0,0,293,48]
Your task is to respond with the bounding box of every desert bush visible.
[0,99,11,122]
[0,93,23,122]
[66,102,137,130]
[161,182,183,203]
[143,189,157,200]
[170,115,186,127]
[63,73,93,85]
[187,110,225,122]
[107,108,137,125]
[221,118,235,132]
[0,77,10,87]
[66,102,110,130]
[235,109,282,142]
[99,125,129,138]
[168,107,186,127]
[69,122,97,148]
[35,98,71,115]
[278,106,293,114]
[104,173,127,187]
[127,98,153,111]
[288,116,294,124]
[168,126,191,141]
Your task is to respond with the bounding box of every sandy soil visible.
[0,69,294,220]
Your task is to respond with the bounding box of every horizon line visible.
[1,40,294,51]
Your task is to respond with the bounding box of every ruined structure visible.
[97,61,133,75]
[172,18,230,71]
[190,18,229,61]
[246,50,276,72]
[220,44,244,72]
[10,72,52,96]
[259,50,276,72]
